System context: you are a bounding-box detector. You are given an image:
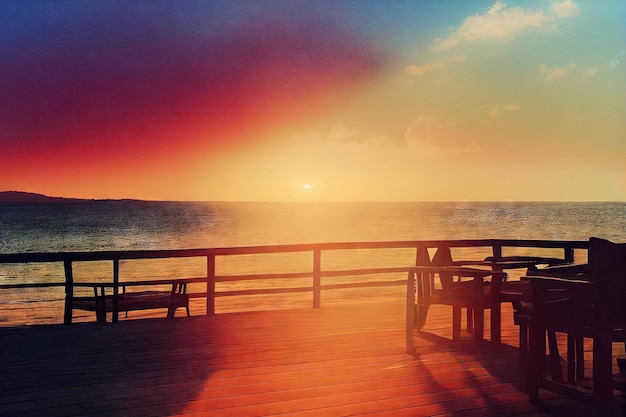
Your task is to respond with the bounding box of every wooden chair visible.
[526,237,626,415]
[506,263,588,371]
[408,246,506,345]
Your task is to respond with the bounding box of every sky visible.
[1,0,624,202]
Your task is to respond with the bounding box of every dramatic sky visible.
[1,0,624,201]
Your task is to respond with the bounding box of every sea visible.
[1,201,625,325]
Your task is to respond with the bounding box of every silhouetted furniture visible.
[405,245,576,354]
[73,282,190,323]
[526,237,626,415]
[499,279,535,370]
[504,263,588,371]
[416,246,482,336]
[405,245,507,353]
[409,265,505,341]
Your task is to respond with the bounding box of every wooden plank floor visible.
[1,300,624,416]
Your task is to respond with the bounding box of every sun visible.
[303,184,311,190]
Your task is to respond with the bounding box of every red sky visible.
[2,1,624,201]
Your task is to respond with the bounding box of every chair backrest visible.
[588,237,626,331]
[431,246,454,290]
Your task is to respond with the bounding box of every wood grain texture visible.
[1,301,623,416]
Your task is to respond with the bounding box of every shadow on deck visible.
[0,301,624,416]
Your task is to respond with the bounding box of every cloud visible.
[538,62,576,80]
[551,0,579,18]
[609,50,626,68]
[581,68,598,79]
[404,115,464,148]
[406,62,444,76]
[366,135,389,146]
[432,0,577,51]
[291,125,389,150]
[538,63,596,81]
[487,104,520,117]
[405,54,465,76]
[328,125,358,143]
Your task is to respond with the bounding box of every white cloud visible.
[291,126,390,150]
[290,130,319,143]
[405,54,465,77]
[538,62,576,81]
[404,115,465,149]
[538,63,597,81]
[366,135,388,146]
[609,50,626,68]
[487,104,520,117]
[328,124,357,143]
[406,62,444,76]
[446,54,466,63]
[581,68,598,79]
[551,0,579,18]
[432,0,577,52]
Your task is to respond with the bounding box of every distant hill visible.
[0,191,89,203]
[0,191,144,203]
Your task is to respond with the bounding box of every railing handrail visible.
[0,238,588,263]
[0,238,589,324]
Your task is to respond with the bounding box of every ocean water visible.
[2,201,625,252]
[1,201,625,324]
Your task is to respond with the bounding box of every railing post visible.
[206,254,216,315]
[313,249,321,308]
[63,259,74,325]
[564,246,575,263]
[492,242,502,259]
[112,259,120,323]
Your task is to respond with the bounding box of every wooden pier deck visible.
[1,301,624,417]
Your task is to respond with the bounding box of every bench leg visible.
[94,296,107,324]
[166,303,190,318]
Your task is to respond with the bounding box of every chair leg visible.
[528,323,546,402]
[567,333,576,383]
[593,334,615,413]
[474,307,484,341]
[548,330,564,383]
[452,306,461,340]
[415,303,429,330]
[576,336,584,382]
[519,324,528,371]
[466,308,474,333]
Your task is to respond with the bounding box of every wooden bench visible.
[73,282,190,323]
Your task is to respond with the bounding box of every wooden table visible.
[406,257,574,353]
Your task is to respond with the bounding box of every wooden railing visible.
[0,239,588,324]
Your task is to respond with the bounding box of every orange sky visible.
[1,1,624,201]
